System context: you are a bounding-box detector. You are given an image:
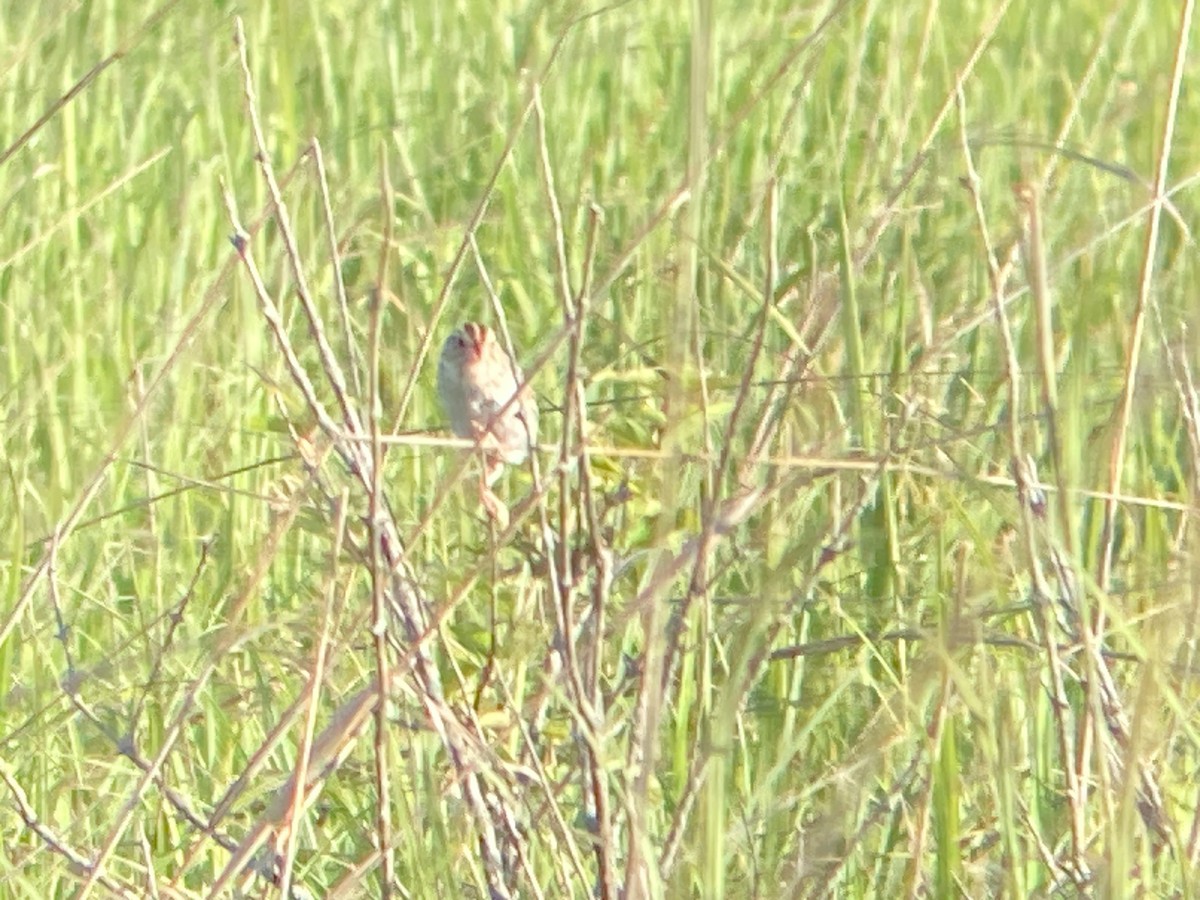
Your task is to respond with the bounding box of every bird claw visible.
[479,482,510,529]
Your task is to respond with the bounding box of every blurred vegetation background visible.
[0,0,1197,896]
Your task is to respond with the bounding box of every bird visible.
[436,322,538,525]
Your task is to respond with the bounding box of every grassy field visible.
[1,0,1197,896]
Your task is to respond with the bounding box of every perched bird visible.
[437,322,538,524]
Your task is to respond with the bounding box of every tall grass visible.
[0,0,1197,896]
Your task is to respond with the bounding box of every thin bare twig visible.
[1098,0,1195,589]
[278,493,348,899]
[368,166,396,894]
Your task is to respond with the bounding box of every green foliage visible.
[0,0,1197,897]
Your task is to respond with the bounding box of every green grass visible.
[1,0,1198,896]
